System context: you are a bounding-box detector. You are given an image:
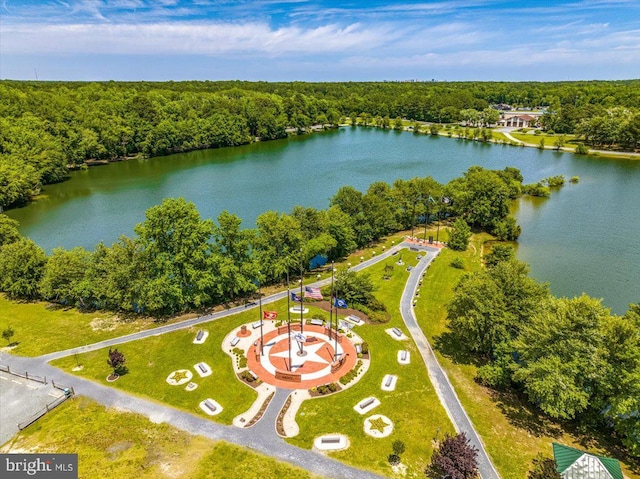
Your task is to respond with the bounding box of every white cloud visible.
[0,21,395,56]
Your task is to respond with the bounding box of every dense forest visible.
[1,80,639,209]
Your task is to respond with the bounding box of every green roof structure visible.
[553,443,623,479]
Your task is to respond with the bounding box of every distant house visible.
[498,113,537,128]
[552,443,623,479]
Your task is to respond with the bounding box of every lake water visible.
[7,127,640,315]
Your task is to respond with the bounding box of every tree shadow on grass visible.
[490,388,564,439]
[432,331,480,366]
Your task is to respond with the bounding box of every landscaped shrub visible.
[392,440,406,455]
[339,360,363,385]
[316,382,339,394]
[238,357,247,369]
[388,454,401,466]
[361,342,369,354]
[240,370,255,382]
[570,176,580,183]
[450,257,464,269]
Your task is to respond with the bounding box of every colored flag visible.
[304,286,323,300]
[263,311,277,320]
[441,196,451,204]
[291,292,302,302]
[334,298,348,308]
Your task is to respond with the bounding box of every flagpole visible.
[423,193,430,241]
[258,274,264,356]
[287,270,292,372]
[334,272,339,360]
[330,262,334,359]
[300,247,304,336]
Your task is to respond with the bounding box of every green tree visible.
[527,454,561,479]
[253,211,303,283]
[448,217,471,251]
[0,238,47,299]
[334,269,377,306]
[134,198,215,314]
[393,117,404,130]
[39,247,92,307]
[0,214,21,247]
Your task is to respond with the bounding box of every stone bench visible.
[196,330,204,341]
[354,396,380,415]
[230,336,240,347]
[200,398,223,416]
[381,374,397,391]
[204,399,217,412]
[313,434,348,451]
[392,327,403,337]
[321,437,341,444]
[194,362,212,378]
[360,398,375,409]
[345,315,363,325]
[310,318,324,326]
[355,344,362,354]
[252,321,261,329]
[248,370,258,380]
[198,364,207,373]
[398,350,410,365]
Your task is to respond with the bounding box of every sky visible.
[0,0,639,82]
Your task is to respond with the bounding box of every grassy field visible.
[288,253,455,477]
[1,396,317,479]
[414,235,640,479]
[50,309,262,425]
[0,295,179,357]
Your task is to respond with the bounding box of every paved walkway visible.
[399,246,500,479]
[2,240,500,478]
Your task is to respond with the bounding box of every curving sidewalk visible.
[399,245,500,479]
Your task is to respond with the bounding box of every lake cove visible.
[7,127,640,314]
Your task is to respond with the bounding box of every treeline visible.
[0,166,521,316]
[2,79,640,209]
[447,245,640,457]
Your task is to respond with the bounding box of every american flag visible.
[304,286,323,300]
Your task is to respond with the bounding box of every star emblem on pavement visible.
[270,342,331,371]
[368,416,390,433]
[170,370,188,382]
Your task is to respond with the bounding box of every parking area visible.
[0,370,65,446]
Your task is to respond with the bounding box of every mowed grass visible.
[0,295,171,357]
[288,254,455,477]
[414,235,640,479]
[50,310,260,425]
[1,396,317,479]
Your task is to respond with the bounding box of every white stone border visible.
[314,434,349,451]
[386,327,408,341]
[381,374,398,392]
[354,396,380,415]
[199,398,223,416]
[166,369,193,386]
[279,389,310,437]
[364,414,394,438]
[397,350,411,365]
[194,362,212,378]
[193,330,209,344]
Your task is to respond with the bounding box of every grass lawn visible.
[288,253,455,477]
[50,310,262,425]
[414,235,640,479]
[0,295,176,357]
[1,396,316,479]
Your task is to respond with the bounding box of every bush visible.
[544,175,565,187]
[238,357,248,369]
[575,143,589,155]
[528,454,561,479]
[492,216,521,241]
[388,454,401,466]
[339,360,363,385]
[311,312,327,321]
[392,440,406,455]
[523,183,550,197]
[241,370,255,382]
[450,257,464,269]
[316,382,339,394]
[426,433,478,479]
[361,342,369,354]
[570,176,580,183]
